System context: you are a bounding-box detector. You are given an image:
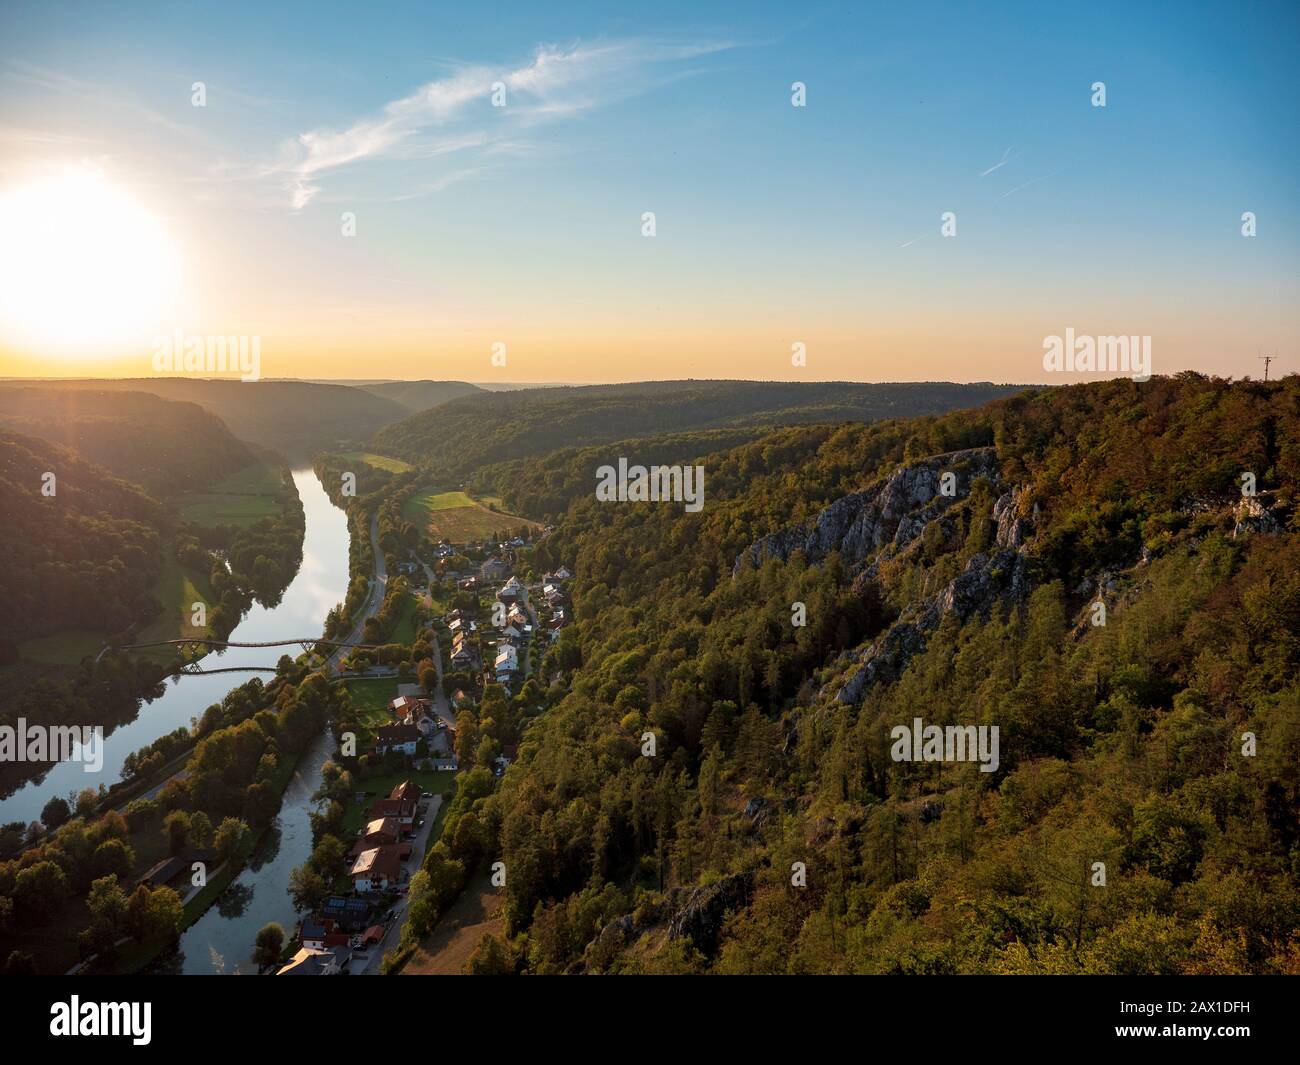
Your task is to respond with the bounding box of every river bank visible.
[0,469,352,826]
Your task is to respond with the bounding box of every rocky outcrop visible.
[994,486,1033,549]
[666,872,754,958]
[834,547,1031,703]
[1177,491,1284,540]
[742,796,774,828]
[731,446,1037,708]
[583,870,758,966]
[835,619,929,702]
[733,447,1001,575]
[1233,495,1282,538]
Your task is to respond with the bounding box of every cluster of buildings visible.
[277,896,383,976]
[374,694,454,761]
[448,608,479,671]
[492,576,532,691]
[277,780,430,976]
[349,779,422,892]
[444,559,573,701]
[539,567,572,638]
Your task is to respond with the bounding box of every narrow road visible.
[356,793,443,974]
[428,631,454,729]
[523,590,542,680]
[410,551,455,728]
[326,513,386,673]
[412,552,437,607]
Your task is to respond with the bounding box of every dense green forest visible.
[414,374,1300,974]
[0,430,165,643]
[0,431,173,798]
[370,380,1028,480]
[0,387,252,495]
[469,427,768,522]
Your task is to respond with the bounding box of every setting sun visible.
[0,166,181,356]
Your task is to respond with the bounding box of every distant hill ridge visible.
[370,379,1032,478]
[9,378,491,457]
[0,386,251,495]
[355,379,484,412]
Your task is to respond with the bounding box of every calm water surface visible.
[0,468,351,825]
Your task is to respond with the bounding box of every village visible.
[274,549,572,975]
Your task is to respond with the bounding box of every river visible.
[0,468,353,825]
[159,726,337,974]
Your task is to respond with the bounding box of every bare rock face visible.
[835,620,929,703]
[993,486,1031,549]
[835,548,1031,704]
[743,796,773,826]
[1233,496,1282,538]
[733,447,1002,575]
[935,548,1033,618]
[731,446,1036,709]
[666,872,755,958]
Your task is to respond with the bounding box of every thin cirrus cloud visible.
[979,146,1016,178]
[276,39,733,210]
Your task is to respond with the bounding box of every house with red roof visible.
[350,844,403,893]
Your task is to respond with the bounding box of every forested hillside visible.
[0,431,173,798]
[469,427,768,521]
[355,379,484,412]
[0,430,164,642]
[0,396,307,803]
[16,379,410,459]
[0,387,251,495]
[437,373,1300,974]
[371,380,1027,479]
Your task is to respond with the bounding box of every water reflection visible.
[0,469,352,824]
[172,729,337,974]
[248,825,282,872]
[216,883,254,920]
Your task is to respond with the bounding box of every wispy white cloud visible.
[1000,170,1055,198]
[979,145,1016,178]
[274,39,732,209]
[3,60,203,141]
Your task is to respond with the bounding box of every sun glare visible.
[0,166,181,356]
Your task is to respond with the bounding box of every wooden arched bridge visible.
[96,637,382,676]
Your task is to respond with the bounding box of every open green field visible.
[177,459,285,527]
[402,488,540,544]
[133,555,215,656]
[344,677,401,747]
[341,451,414,474]
[417,490,476,511]
[19,545,215,667]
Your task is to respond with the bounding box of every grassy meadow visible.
[401,488,539,544]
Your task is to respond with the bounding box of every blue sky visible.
[0,0,1296,382]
